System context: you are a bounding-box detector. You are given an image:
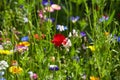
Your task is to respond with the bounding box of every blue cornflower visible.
[21,36,29,41]
[117,36,120,42]
[42,0,53,6]
[70,16,80,23]
[80,32,86,37]
[56,25,67,31]
[49,65,59,71]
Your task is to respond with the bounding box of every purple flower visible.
[42,0,53,6]
[117,36,120,42]
[49,65,59,71]
[21,36,29,41]
[70,16,80,23]
[45,18,55,22]
[80,32,86,37]
[19,5,23,9]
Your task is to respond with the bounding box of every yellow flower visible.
[90,76,99,80]
[9,66,23,74]
[104,32,110,36]
[19,42,30,46]
[88,46,95,51]
[0,49,13,55]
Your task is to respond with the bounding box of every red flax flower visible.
[52,34,65,47]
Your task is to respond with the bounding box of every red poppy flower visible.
[52,34,65,47]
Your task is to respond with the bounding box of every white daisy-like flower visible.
[0,60,9,70]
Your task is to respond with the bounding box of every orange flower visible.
[34,34,46,40]
[18,42,30,46]
[34,34,40,39]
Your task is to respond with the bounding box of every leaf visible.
[106,10,115,26]
[70,0,84,5]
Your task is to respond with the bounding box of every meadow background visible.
[0,0,120,80]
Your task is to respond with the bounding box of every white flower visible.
[0,71,5,76]
[68,32,72,37]
[62,38,72,51]
[68,29,78,37]
[0,45,3,50]
[72,29,78,37]
[0,60,9,70]
[56,25,67,32]
[23,17,28,23]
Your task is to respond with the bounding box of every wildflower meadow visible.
[0,0,120,80]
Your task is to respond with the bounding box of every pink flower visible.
[33,73,38,80]
[51,4,61,10]
[38,10,46,19]
[28,71,38,80]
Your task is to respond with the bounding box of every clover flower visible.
[49,65,59,71]
[0,60,9,70]
[70,16,80,23]
[28,71,38,80]
[56,25,67,32]
[9,66,23,74]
